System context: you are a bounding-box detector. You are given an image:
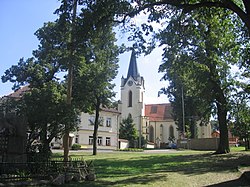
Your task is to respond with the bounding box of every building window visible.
[149,125,154,142]
[89,116,95,125]
[99,117,104,126]
[160,124,163,139]
[128,90,132,107]
[98,137,103,145]
[106,137,111,146]
[150,106,157,113]
[75,135,79,144]
[106,117,112,127]
[169,125,174,137]
[89,136,93,145]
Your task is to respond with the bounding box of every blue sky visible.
[0,0,169,104]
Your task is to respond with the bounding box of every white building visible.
[72,108,120,150]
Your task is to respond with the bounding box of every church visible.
[118,50,179,148]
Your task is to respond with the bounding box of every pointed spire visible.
[127,49,140,80]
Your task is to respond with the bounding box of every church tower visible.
[119,50,145,135]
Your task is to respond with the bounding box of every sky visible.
[0,0,169,104]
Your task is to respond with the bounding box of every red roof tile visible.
[145,103,173,121]
[5,86,30,99]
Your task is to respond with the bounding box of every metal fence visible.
[0,158,94,183]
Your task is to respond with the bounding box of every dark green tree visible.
[119,114,139,148]
[230,91,250,150]
[117,0,250,154]
[156,9,244,153]
[73,23,120,155]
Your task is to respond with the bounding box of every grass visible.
[56,148,250,187]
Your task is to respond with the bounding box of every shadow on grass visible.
[205,174,250,187]
[80,173,167,187]
[64,152,250,186]
[96,153,250,176]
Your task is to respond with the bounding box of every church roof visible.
[127,50,139,80]
[145,103,174,121]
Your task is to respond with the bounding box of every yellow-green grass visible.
[55,150,250,186]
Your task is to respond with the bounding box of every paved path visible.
[52,149,178,154]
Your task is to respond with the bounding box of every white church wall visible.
[120,76,145,132]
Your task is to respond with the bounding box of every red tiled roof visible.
[100,107,121,114]
[145,103,173,121]
[5,86,30,99]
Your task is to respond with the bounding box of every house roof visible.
[127,50,140,80]
[100,107,121,114]
[4,86,30,99]
[145,103,173,121]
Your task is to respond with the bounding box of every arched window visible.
[128,90,132,107]
[169,125,174,138]
[149,125,154,142]
[160,124,163,139]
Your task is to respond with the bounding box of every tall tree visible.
[116,0,250,154]
[156,9,243,153]
[73,20,120,155]
[119,114,138,148]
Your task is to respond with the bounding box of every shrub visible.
[71,144,81,150]
[118,148,144,152]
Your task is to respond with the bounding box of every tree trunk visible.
[93,98,101,155]
[215,96,230,154]
[63,0,77,162]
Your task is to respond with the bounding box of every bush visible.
[71,144,81,150]
[118,148,144,152]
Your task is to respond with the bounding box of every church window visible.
[150,106,157,113]
[128,90,132,107]
[149,125,154,142]
[160,124,163,139]
[169,125,174,138]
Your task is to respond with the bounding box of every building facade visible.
[72,108,120,150]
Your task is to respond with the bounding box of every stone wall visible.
[177,138,219,151]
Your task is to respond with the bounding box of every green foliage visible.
[118,148,144,152]
[230,91,250,149]
[71,143,81,150]
[1,0,122,157]
[119,114,139,148]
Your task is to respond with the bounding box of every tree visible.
[230,91,250,150]
[73,23,120,155]
[115,0,250,154]
[119,114,139,148]
[155,9,244,153]
[124,1,250,35]
[160,77,212,139]
[1,64,80,160]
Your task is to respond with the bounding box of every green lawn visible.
[57,148,250,187]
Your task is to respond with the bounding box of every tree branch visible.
[125,0,250,34]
